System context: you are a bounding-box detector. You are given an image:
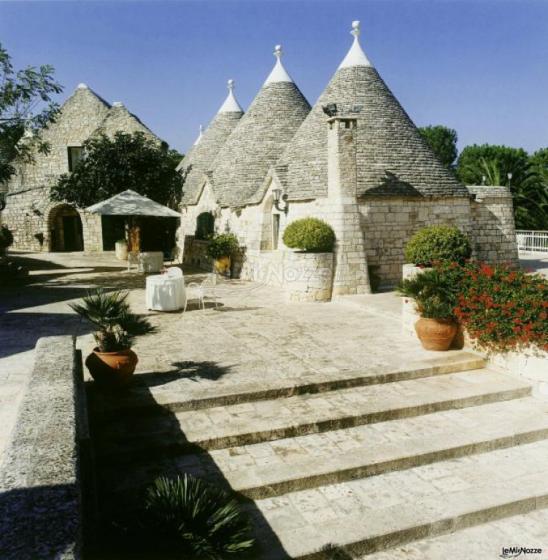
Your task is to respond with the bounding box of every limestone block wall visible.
[466,186,519,264]
[360,196,474,287]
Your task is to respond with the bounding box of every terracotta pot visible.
[415,318,458,351]
[213,256,231,277]
[85,347,138,389]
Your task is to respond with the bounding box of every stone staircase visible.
[90,351,548,558]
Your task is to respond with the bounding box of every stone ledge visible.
[0,335,86,560]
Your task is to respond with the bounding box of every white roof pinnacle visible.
[112,101,124,108]
[264,44,293,85]
[76,83,89,90]
[218,79,244,113]
[193,124,204,146]
[339,20,373,69]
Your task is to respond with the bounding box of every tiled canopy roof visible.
[179,81,244,205]
[277,22,468,200]
[209,46,310,207]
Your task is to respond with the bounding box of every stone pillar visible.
[326,116,371,295]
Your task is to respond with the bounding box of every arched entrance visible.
[48,204,84,252]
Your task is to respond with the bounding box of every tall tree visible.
[456,144,548,229]
[0,43,63,185]
[418,125,458,169]
[50,131,184,208]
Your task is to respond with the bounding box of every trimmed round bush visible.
[404,225,471,266]
[0,225,14,250]
[283,217,335,253]
[206,233,239,259]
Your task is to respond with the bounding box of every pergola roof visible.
[85,189,180,217]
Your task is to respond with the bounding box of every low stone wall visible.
[241,250,333,301]
[284,252,333,302]
[0,336,88,559]
[489,350,548,397]
[182,236,213,271]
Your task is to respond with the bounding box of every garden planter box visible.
[284,251,333,303]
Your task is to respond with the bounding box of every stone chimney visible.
[326,112,371,295]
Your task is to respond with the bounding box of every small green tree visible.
[50,131,184,208]
[0,42,63,184]
[418,125,458,169]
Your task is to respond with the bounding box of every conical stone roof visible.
[180,80,244,205]
[210,46,310,207]
[277,22,468,200]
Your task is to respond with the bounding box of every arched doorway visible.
[48,204,84,252]
[195,211,215,240]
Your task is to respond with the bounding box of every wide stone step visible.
[361,507,548,559]
[96,369,530,460]
[95,352,485,416]
[97,397,548,502]
[251,439,548,559]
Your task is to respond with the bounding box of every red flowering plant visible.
[434,261,548,353]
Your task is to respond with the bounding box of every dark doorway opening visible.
[49,205,84,252]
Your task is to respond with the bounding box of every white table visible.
[139,251,164,273]
[145,274,186,311]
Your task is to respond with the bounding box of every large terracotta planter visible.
[85,347,138,389]
[213,256,231,277]
[415,318,458,351]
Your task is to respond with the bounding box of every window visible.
[272,214,280,250]
[195,212,215,240]
[67,147,84,172]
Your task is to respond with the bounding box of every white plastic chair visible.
[166,267,183,278]
[127,251,140,272]
[183,273,217,313]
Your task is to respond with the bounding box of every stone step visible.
[361,507,548,560]
[251,438,548,559]
[98,397,548,502]
[94,352,486,416]
[96,369,530,460]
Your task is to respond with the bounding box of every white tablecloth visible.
[145,274,186,311]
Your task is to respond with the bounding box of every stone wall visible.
[466,186,519,264]
[1,84,159,252]
[0,336,88,559]
[360,196,474,287]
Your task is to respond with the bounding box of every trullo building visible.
[179,21,518,294]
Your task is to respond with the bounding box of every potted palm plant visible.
[398,267,459,351]
[206,233,239,278]
[70,289,155,388]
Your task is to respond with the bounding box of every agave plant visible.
[69,289,154,352]
[141,474,254,559]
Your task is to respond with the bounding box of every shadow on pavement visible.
[86,363,291,559]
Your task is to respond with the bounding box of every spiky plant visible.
[142,474,254,559]
[69,289,154,352]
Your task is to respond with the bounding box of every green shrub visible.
[404,225,471,266]
[283,217,335,253]
[142,474,254,558]
[397,266,460,320]
[69,289,155,352]
[206,233,239,259]
[0,225,14,250]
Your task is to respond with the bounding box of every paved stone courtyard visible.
[1,251,548,558]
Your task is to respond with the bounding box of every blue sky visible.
[1,0,547,156]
